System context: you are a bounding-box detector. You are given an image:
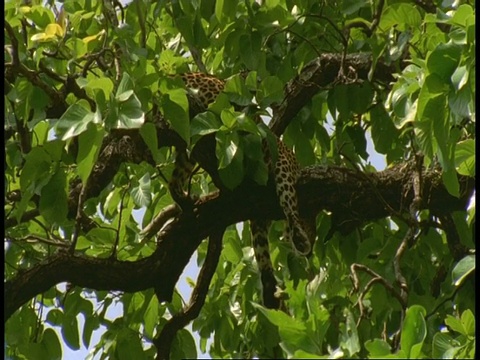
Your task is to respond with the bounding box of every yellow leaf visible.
[31,33,48,42]
[82,30,105,44]
[45,23,64,38]
[19,6,31,14]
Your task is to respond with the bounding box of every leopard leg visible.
[250,219,279,309]
[168,148,196,210]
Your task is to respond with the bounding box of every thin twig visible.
[111,185,130,259]
[8,235,69,248]
[70,184,87,254]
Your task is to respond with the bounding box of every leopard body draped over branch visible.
[168,72,316,306]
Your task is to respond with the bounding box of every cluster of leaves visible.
[4,0,475,359]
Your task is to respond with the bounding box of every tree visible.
[4,0,475,359]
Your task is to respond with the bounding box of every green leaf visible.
[432,332,460,359]
[254,304,317,354]
[220,109,239,129]
[39,168,68,224]
[451,254,475,287]
[349,82,374,114]
[450,4,474,27]
[239,31,262,70]
[171,329,197,359]
[365,338,392,357]
[455,139,475,176]
[445,315,466,335]
[55,101,100,140]
[140,123,163,163]
[46,309,64,326]
[61,314,80,350]
[224,74,252,106]
[20,147,52,195]
[370,104,399,154]
[292,350,324,358]
[85,77,115,101]
[257,76,284,107]
[162,89,190,144]
[42,328,62,360]
[216,130,240,169]
[214,0,237,24]
[450,65,469,91]
[116,94,145,129]
[116,72,135,98]
[24,5,55,28]
[401,305,427,359]
[415,73,448,160]
[115,328,146,360]
[144,295,159,338]
[460,309,475,337]
[242,134,268,185]
[222,229,243,264]
[190,112,222,138]
[82,315,100,348]
[380,3,421,31]
[339,309,360,356]
[255,305,306,334]
[77,123,105,184]
[131,172,152,208]
[427,43,461,81]
[216,129,245,190]
[441,169,459,197]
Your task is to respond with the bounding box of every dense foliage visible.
[4,0,475,359]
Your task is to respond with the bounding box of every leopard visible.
[167,72,316,306]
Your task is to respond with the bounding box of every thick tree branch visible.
[4,161,473,321]
[270,53,400,136]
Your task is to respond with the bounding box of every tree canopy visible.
[4,0,475,359]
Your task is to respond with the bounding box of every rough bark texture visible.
[4,160,474,320]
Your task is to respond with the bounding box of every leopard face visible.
[179,73,225,107]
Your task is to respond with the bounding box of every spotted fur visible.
[167,72,316,304]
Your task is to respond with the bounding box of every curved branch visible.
[270,53,399,135]
[154,226,224,360]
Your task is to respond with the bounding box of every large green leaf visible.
[77,123,105,184]
[339,309,360,356]
[455,139,475,176]
[432,332,461,359]
[217,142,245,191]
[365,338,392,357]
[190,111,222,138]
[401,305,427,359]
[131,172,152,208]
[39,167,68,224]
[171,329,197,359]
[161,89,190,144]
[140,123,163,163]
[61,314,80,350]
[55,101,100,140]
[370,104,399,155]
[451,254,475,287]
[427,43,462,81]
[144,295,159,339]
[41,328,62,360]
[216,130,241,169]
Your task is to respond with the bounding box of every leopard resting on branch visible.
[166,72,316,308]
